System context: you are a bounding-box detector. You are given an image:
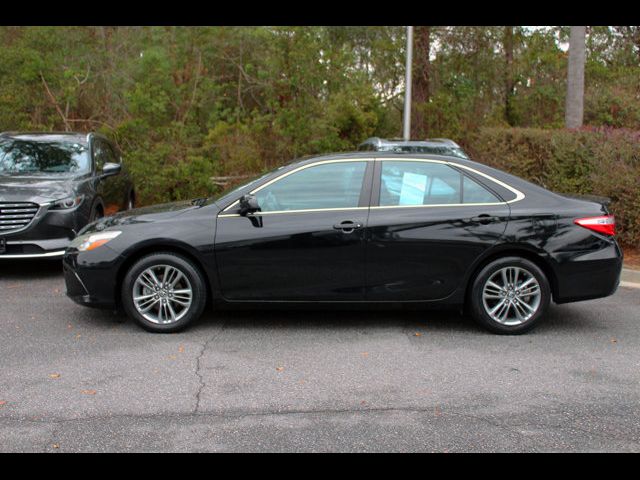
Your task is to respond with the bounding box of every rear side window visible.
[255,161,367,212]
[462,175,501,203]
[379,161,500,206]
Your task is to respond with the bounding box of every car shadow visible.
[190,302,610,337]
[205,307,478,333]
[71,302,611,337]
[0,259,63,279]
[60,287,615,338]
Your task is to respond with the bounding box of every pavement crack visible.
[193,321,226,414]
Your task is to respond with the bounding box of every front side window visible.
[0,138,90,176]
[104,142,120,164]
[379,161,500,207]
[255,161,367,212]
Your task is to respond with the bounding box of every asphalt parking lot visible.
[1,260,639,452]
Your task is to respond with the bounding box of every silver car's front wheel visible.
[481,266,541,326]
[133,265,193,325]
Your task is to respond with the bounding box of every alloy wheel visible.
[481,266,541,326]
[132,264,193,324]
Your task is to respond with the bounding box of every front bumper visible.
[0,249,66,259]
[63,246,122,309]
[0,204,88,259]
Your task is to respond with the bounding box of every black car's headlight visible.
[69,230,122,252]
[51,195,85,210]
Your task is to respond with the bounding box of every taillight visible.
[574,215,615,236]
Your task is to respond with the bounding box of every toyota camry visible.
[63,152,622,334]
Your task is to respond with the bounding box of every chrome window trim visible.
[448,162,525,204]
[371,157,524,209]
[219,206,368,218]
[220,158,374,214]
[218,156,525,218]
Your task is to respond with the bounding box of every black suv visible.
[0,132,135,259]
[358,137,469,159]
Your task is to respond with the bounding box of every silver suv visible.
[358,137,469,159]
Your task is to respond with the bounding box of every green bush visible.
[464,127,640,247]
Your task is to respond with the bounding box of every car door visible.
[215,159,373,301]
[92,138,123,215]
[365,158,510,301]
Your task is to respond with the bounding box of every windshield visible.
[0,138,90,176]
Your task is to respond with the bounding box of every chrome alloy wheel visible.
[132,265,193,324]
[481,266,541,326]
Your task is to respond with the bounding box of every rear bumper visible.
[553,241,623,304]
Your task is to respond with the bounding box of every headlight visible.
[70,231,122,252]
[51,195,85,210]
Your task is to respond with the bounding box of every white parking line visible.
[620,281,640,289]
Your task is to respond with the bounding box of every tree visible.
[503,26,516,126]
[565,26,586,128]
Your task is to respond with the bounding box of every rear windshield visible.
[0,138,90,175]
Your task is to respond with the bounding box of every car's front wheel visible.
[121,252,207,333]
[469,256,550,334]
[89,205,104,223]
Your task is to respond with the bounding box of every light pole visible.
[403,26,414,141]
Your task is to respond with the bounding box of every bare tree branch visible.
[40,72,71,131]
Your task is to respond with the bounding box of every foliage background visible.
[0,26,638,243]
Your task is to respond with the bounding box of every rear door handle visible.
[471,214,497,225]
[333,220,363,233]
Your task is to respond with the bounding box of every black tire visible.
[121,252,207,333]
[89,205,104,223]
[469,256,550,335]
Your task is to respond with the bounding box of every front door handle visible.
[333,220,363,233]
[471,214,498,225]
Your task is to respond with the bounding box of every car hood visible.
[88,200,203,232]
[0,175,78,204]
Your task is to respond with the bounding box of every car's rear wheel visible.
[469,256,550,334]
[121,253,207,333]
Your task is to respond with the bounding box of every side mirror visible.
[239,194,260,216]
[102,162,122,177]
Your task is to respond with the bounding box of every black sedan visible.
[63,152,622,334]
[0,132,135,259]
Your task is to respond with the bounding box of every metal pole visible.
[403,26,414,141]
